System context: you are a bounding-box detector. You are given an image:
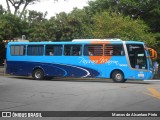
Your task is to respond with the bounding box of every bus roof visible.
[7,39,144,45]
[72,38,122,42]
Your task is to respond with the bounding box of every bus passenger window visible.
[27,45,44,56]
[105,44,124,56]
[10,45,26,56]
[45,45,62,56]
[64,45,82,56]
[88,51,93,56]
[104,45,113,56]
[49,52,54,56]
[113,48,121,55]
[84,45,103,56]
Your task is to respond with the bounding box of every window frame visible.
[45,45,63,56]
[84,44,103,56]
[64,44,82,56]
[10,45,26,56]
[27,45,44,56]
[104,44,124,56]
[126,44,147,69]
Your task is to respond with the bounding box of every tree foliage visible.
[6,0,40,18]
[87,0,160,58]
[0,0,158,46]
[88,0,160,33]
[92,11,156,46]
[51,8,93,41]
[0,5,6,15]
[118,0,160,32]
[5,0,67,18]
[0,13,26,41]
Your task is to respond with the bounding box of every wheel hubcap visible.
[115,73,122,81]
[35,71,41,78]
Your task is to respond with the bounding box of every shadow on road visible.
[7,76,154,85]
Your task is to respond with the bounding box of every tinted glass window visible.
[10,45,26,56]
[105,44,124,56]
[27,45,44,56]
[84,45,103,56]
[46,45,62,56]
[64,45,82,56]
[127,44,147,69]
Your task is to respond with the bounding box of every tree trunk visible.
[6,0,11,13]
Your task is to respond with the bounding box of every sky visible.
[0,0,90,19]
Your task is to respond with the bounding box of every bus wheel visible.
[112,71,125,83]
[32,69,44,80]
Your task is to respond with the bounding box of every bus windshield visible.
[126,44,147,69]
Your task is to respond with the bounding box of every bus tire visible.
[32,69,44,80]
[112,71,125,83]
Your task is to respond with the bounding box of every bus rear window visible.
[10,45,26,56]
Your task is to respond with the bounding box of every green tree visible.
[0,5,6,15]
[88,0,160,60]
[88,0,118,14]
[25,10,49,41]
[5,0,68,18]
[6,0,40,18]
[27,10,47,23]
[51,8,93,41]
[68,8,94,39]
[92,11,156,46]
[117,0,160,33]
[88,0,160,32]
[44,17,57,41]
[0,13,27,41]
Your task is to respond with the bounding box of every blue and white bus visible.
[6,39,155,82]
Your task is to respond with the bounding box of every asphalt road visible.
[0,76,160,120]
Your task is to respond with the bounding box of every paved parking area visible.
[0,76,160,119]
